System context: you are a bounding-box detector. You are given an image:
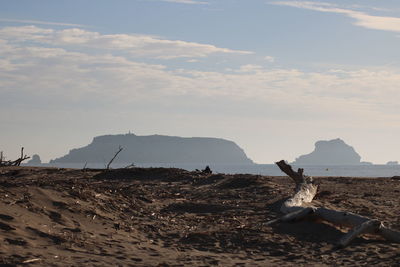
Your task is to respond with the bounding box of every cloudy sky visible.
[1,0,400,164]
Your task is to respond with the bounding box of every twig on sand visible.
[22,258,41,263]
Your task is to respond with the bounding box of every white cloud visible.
[0,26,54,42]
[160,0,208,4]
[264,56,275,63]
[1,26,400,131]
[235,64,265,73]
[272,1,400,33]
[0,25,252,59]
[0,18,86,27]
[2,35,400,121]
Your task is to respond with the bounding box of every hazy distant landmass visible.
[26,154,42,166]
[386,161,399,165]
[292,138,370,165]
[50,133,254,165]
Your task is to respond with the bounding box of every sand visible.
[0,166,399,266]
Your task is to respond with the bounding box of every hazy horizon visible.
[1,0,400,164]
[2,133,396,165]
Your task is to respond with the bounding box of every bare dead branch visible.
[106,146,123,170]
[0,148,30,167]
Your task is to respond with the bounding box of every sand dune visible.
[0,166,399,266]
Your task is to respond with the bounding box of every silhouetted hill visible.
[25,154,42,166]
[292,138,366,165]
[50,133,254,165]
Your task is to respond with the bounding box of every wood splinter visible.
[267,160,400,248]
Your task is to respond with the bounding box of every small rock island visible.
[50,133,254,165]
[292,138,368,165]
[26,154,42,166]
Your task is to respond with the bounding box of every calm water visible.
[42,162,400,177]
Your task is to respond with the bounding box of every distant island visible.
[292,138,371,165]
[25,154,42,166]
[50,133,254,165]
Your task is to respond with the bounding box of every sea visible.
[40,162,400,177]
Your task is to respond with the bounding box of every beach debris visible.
[124,162,136,168]
[0,147,30,167]
[106,146,123,170]
[267,160,400,248]
[202,166,212,174]
[22,258,41,264]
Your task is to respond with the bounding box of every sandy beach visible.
[0,166,399,266]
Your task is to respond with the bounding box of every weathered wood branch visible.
[264,207,314,226]
[379,225,400,243]
[106,146,123,170]
[270,160,400,247]
[15,147,30,166]
[0,148,30,167]
[337,219,381,248]
[276,160,318,213]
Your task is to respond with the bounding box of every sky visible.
[1,0,400,164]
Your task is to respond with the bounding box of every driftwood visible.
[0,148,30,167]
[106,146,123,170]
[268,160,400,248]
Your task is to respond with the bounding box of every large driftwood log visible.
[269,160,400,247]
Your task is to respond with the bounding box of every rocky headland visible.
[50,133,253,165]
[293,138,371,165]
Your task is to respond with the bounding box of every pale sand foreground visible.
[0,167,399,266]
